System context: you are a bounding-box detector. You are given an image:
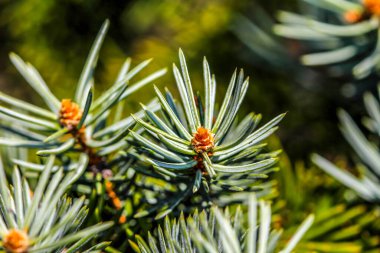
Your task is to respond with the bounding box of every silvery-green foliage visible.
[0,20,165,159]
[274,0,380,80]
[129,49,284,218]
[0,155,112,252]
[134,194,314,253]
[313,87,380,202]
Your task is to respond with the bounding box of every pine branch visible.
[133,194,314,253]
[273,0,380,80]
[313,88,380,202]
[130,50,284,218]
[0,20,166,178]
[0,155,112,252]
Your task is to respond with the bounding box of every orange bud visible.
[105,181,113,191]
[108,192,116,198]
[3,229,29,253]
[59,99,83,130]
[364,0,380,15]
[344,10,363,23]
[112,198,122,210]
[191,127,215,153]
[105,180,122,210]
[119,215,127,224]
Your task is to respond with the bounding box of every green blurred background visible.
[0,0,354,161]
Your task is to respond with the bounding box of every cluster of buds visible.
[3,229,29,253]
[191,127,215,172]
[59,99,84,131]
[105,180,122,210]
[59,100,113,179]
[105,180,127,224]
[191,127,215,153]
[59,98,89,151]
